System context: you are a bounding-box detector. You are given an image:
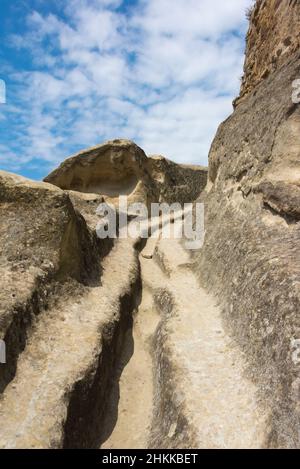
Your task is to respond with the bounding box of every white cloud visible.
[133,0,250,37]
[1,0,253,176]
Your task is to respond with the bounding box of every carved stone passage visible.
[1,0,300,450]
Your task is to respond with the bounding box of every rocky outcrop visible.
[0,171,101,393]
[1,0,300,450]
[44,139,207,207]
[147,155,207,205]
[236,0,300,107]
[0,167,143,448]
[195,0,300,448]
[0,142,210,449]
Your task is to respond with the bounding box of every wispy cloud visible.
[0,0,252,178]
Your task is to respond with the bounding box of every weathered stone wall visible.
[236,0,300,107]
[148,155,207,204]
[0,171,101,393]
[196,0,300,445]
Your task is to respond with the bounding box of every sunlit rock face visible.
[0,142,208,449]
[235,0,300,107]
[44,139,207,207]
[2,0,300,450]
[195,0,300,448]
[45,140,150,198]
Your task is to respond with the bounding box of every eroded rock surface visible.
[44,139,207,207]
[196,0,300,448]
[0,171,101,393]
[1,0,299,450]
[0,142,210,449]
[236,0,300,106]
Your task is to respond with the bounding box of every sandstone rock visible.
[254,180,300,221]
[44,139,207,207]
[236,0,300,107]
[195,0,300,448]
[147,154,207,204]
[0,143,209,449]
[0,235,140,448]
[2,0,300,450]
[0,171,142,449]
[0,171,101,393]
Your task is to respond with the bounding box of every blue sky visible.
[0,0,253,180]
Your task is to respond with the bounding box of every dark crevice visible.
[263,201,300,225]
[62,249,143,449]
[0,225,115,396]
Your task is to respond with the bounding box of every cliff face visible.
[236,0,300,106]
[196,0,300,447]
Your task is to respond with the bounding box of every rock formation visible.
[44,139,207,207]
[236,0,300,106]
[196,0,300,448]
[0,0,299,450]
[0,143,210,448]
[0,171,101,393]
